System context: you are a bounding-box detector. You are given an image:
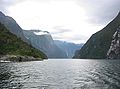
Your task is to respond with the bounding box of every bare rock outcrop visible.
[107,26,120,59]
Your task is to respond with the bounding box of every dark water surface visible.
[0,59,120,89]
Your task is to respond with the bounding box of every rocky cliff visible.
[107,26,120,59]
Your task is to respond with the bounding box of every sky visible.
[0,0,120,43]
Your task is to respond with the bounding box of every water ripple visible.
[0,60,120,89]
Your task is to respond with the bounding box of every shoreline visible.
[0,55,44,62]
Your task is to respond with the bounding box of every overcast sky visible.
[0,0,120,43]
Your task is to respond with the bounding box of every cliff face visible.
[73,12,120,59]
[107,26,120,59]
[23,30,68,58]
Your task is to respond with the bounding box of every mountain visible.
[23,30,67,58]
[0,11,28,42]
[0,22,47,61]
[0,11,67,58]
[54,40,83,58]
[73,12,120,59]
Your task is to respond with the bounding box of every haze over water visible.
[0,59,120,89]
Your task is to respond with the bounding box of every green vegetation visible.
[0,23,47,59]
[74,12,120,59]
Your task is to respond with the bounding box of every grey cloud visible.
[1,0,120,24]
[1,0,120,29]
[52,35,62,40]
[53,34,87,41]
[52,26,88,42]
[51,26,71,34]
[53,35,87,43]
[0,0,70,14]
[0,0,12,13]
[0,0,25,13]
[69,35,88,41]
[77,0,120,25]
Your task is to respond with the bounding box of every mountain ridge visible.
[0,11,29,43]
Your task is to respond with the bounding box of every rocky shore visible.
[0,55,44,62]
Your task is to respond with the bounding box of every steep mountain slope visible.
[0,11,28,42]
[73,12,120,59]
[55,40,83,58]
[0,23,47,60]
[23,30,67,58]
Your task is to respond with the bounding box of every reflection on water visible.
[0,59,120,89]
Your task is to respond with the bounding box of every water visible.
[0,59,120,89]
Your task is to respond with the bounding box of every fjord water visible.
[0,59,120,89]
